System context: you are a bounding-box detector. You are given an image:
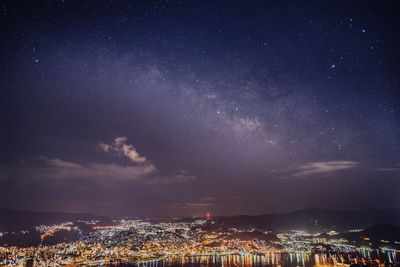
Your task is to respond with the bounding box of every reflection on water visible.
[135,251,399,267]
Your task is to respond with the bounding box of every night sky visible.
[1,1,400,217]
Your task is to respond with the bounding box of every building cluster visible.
[0,219,399,266]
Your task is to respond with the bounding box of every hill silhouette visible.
[208,208,400,233]
[0,208,111,231]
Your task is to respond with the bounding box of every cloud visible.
[31,157,159,183]
[98,143,110,152]
[0,137,195,185]
[376,165,400,172]
[99,136,146,163]
[285,160,359,178]
[184,203,213,207]
[43,157,82,168]
[168,202,213,210]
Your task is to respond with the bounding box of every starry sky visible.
[1,0,400,217]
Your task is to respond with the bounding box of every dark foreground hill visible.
[338,224,400,243]
[0,208,111,231]
[209,209,400,233]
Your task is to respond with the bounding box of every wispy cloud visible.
[168,202,213,210]
[279,160,359,178]
[99,136,147,163]
[184,203,213,207]
[0,137,195,185]
[97,136,196,184]
[31,156,158,183]
[168,196,215,211]
[376,164,400,172]
[199,196,216,201]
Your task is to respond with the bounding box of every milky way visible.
[1,1,399,216]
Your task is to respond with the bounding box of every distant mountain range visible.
[0,208,111,231]
[337,224,400,243]
[1,208,400,233]
[207,208,400,233]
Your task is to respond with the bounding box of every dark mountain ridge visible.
[338,224,400,243]
[0,208,111,231]
[2,208,400,233]
[207,208,400,233]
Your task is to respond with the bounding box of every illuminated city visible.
[1,211,400,266]
[1,0,400,266]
